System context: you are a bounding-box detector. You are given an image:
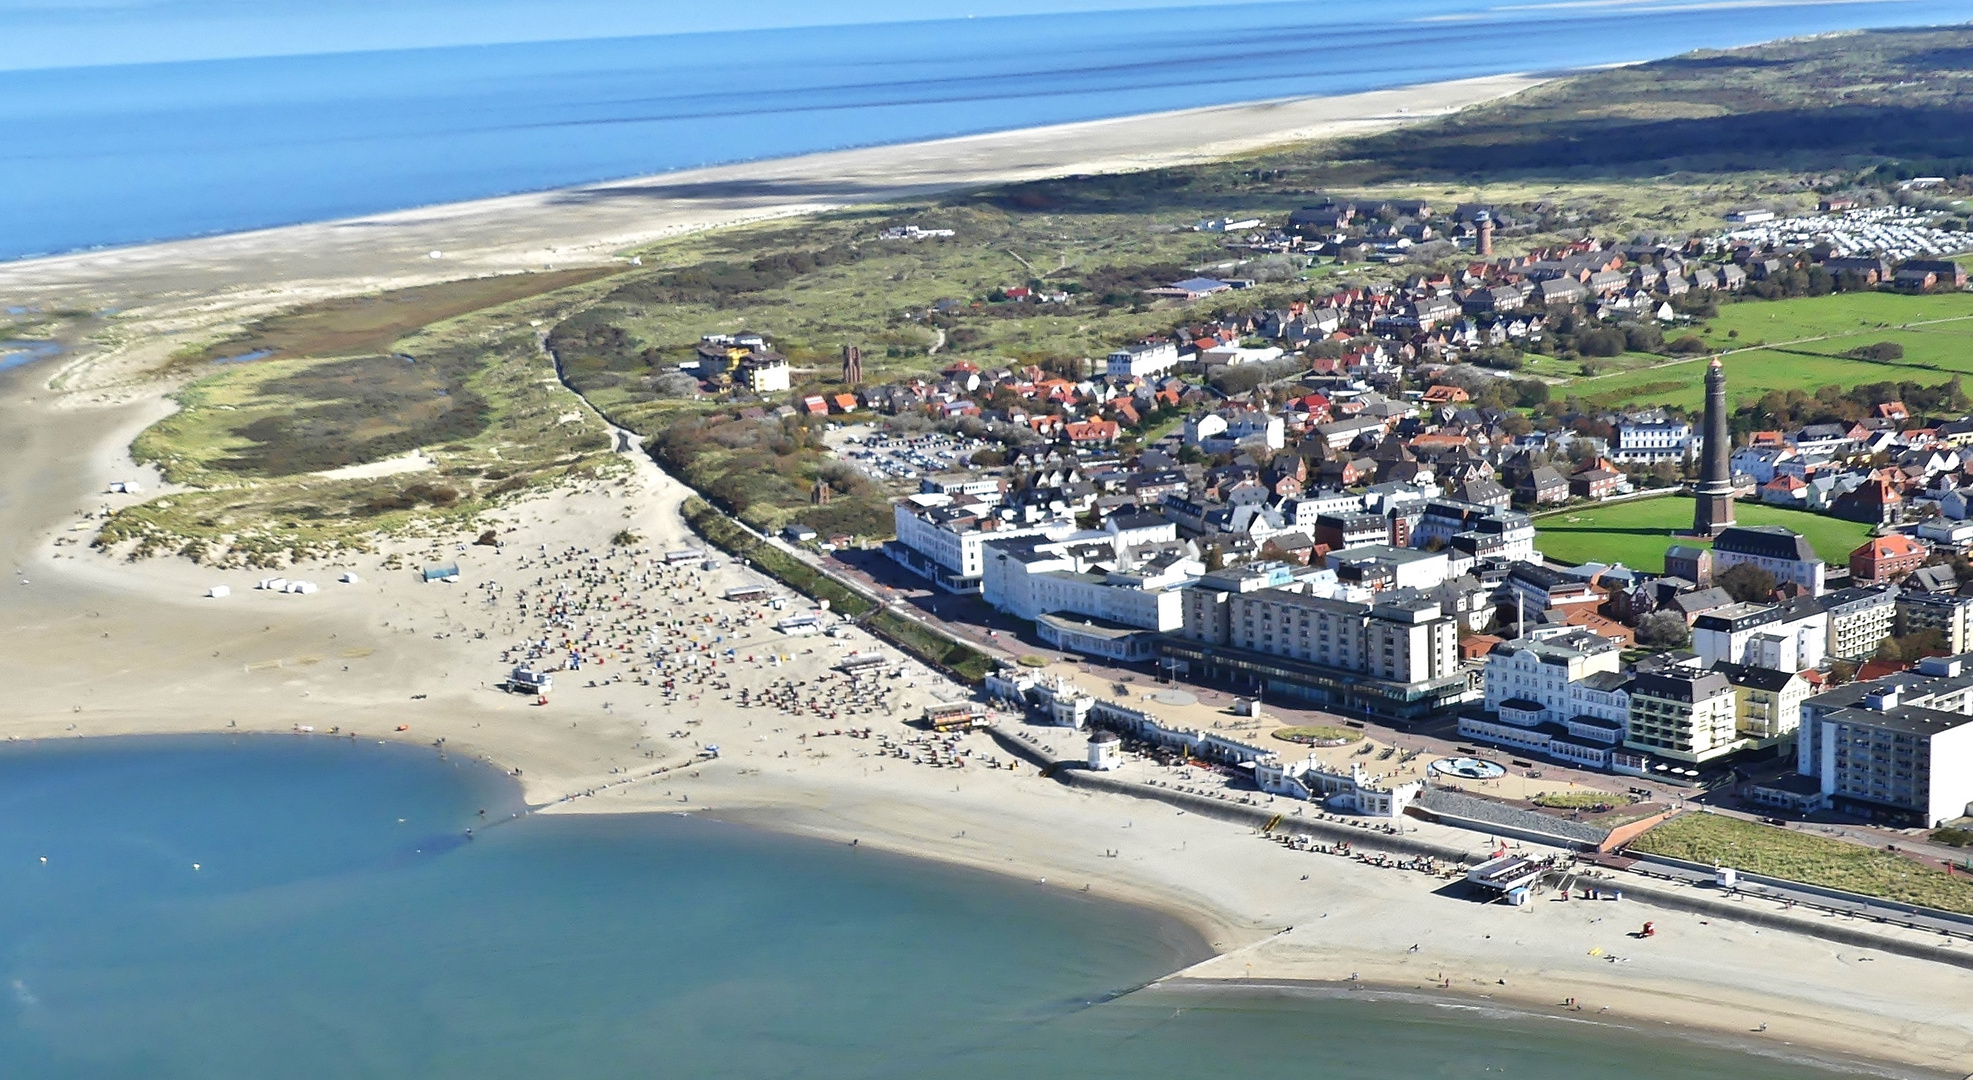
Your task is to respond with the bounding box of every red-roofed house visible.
[1063,419,1120,445]
[1760,473,1808,506]
[832,393,859,413]
[802,395,829,416]
[1850,534,1927,583]
[1832,473,1903,525]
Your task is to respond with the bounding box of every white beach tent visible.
[206,585,230,598]
[339,572,361,584]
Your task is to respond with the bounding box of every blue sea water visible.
[1,0,1970,261]
[0,736,1873,1078]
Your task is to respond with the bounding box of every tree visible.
[1635,611,1692,649]
[1846,341,1905,362]
[1717,562,1777,603]
[1881,629,1950,662]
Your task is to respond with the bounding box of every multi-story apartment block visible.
[886,495,1072,593]
[1177,561,1322,645]
[1314,512,1390,552]
[1106,341,1179,378]
[1158,586,1467,721]
[981,529,1196,635]
[1481,631,1624,721]
[1625,668,1739,764]
[1794,655,1973,825]
[1897,590,1973,653]
[1410,500,1538,568]
[1713,661,1811,746]
[1457,633,1630,768]
[1692,598,1826,673]
[1821,583,1899,660]
[1611,412,1693,464]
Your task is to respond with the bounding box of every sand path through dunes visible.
[0,74,1543,326]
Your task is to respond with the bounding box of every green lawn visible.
[1563,292,1973,412]
[1534,495,1873,571]
[1630,811,1973,916]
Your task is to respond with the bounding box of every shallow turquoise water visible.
[0,737,1872,1079]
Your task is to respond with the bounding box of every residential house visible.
[1850,534,1927,583]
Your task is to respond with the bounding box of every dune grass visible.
[1630,812,1973,916]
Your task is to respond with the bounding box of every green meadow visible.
[1533,495,1874,571]
[1565,292,1973,412]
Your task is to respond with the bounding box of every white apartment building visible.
[1710,525,1826,596]
[1612,413,1693,464]
[887,495,1072,593]
[1626,668,1740,764]
[740,354,790,394]
[1821,583,1899,660]
[1461,639,1631,768]
[1481,631,1625,723]
[1106,341,1179,378]
[981,528,1196,633]
[1796,658,1973,825]
[1225,590,1459,687]
[1693,598,1827,673]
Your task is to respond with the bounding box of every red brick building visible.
[1849,534,1927,583]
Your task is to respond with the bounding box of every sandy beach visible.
[0,72,1542,378]
[4,75,1972,1077]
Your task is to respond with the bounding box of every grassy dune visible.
[107,273,623,565]
[1631,812,1973,916]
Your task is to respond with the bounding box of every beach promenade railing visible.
[1616,848,1973,937]
[986,727,1495,866]
[988,728,1973,968]
[1580,865,1973,970]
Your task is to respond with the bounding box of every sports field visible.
[1566,292,1973,412]
[1533,495,1874,571]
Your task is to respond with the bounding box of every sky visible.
[0,0,1285,69]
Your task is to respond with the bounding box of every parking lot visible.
[822,424,995,485]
